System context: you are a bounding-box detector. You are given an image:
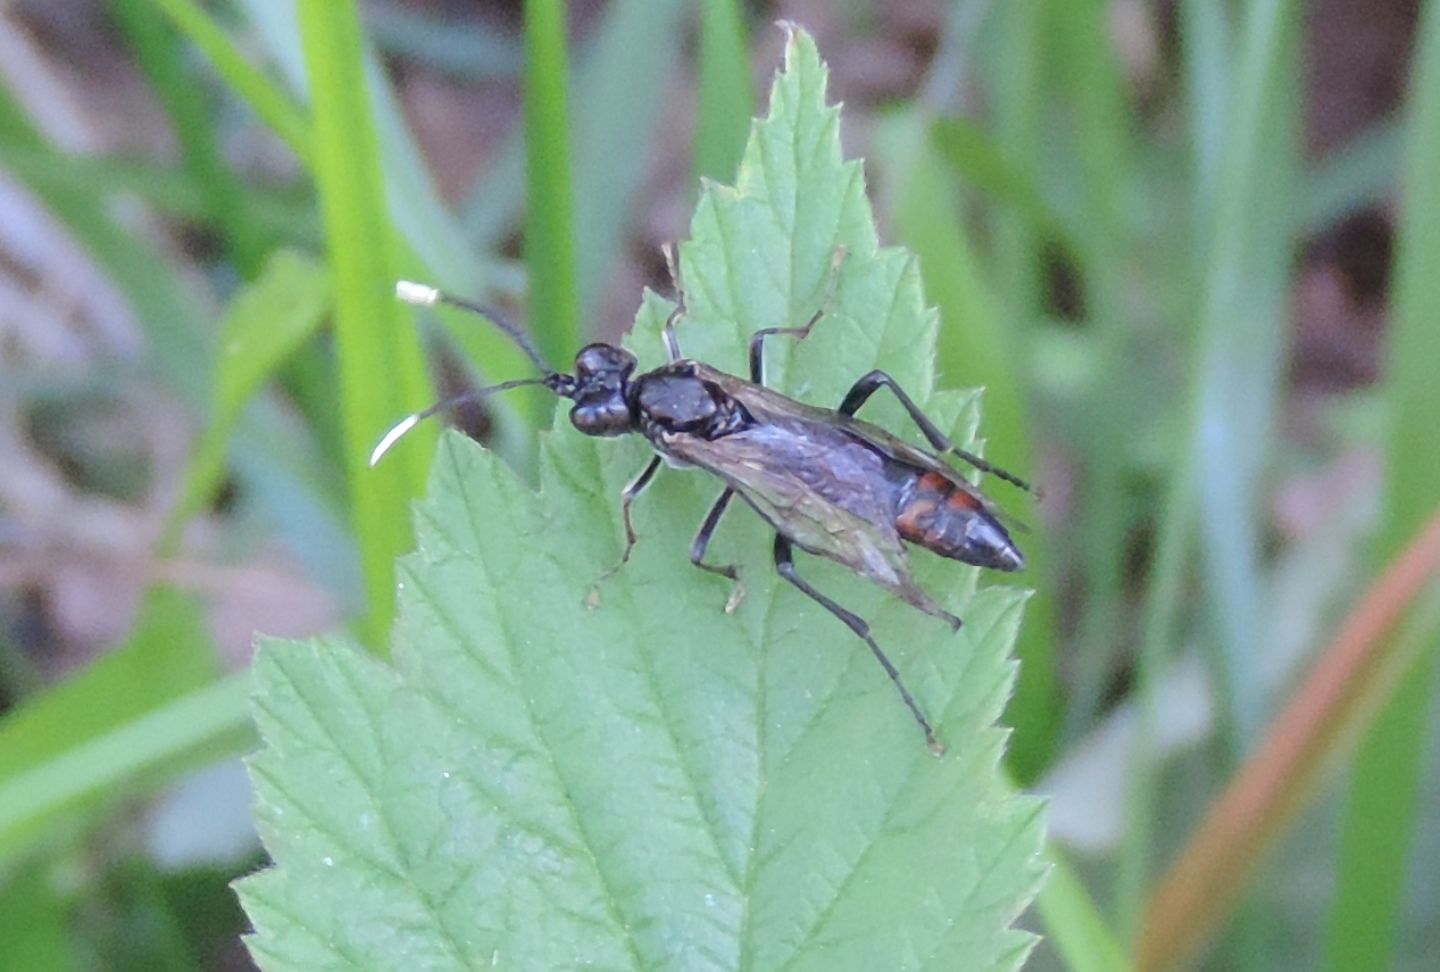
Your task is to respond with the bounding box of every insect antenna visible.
[395,281,556,377]
[369,377,554,467]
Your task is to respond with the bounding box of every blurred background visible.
[0,0,1436,969]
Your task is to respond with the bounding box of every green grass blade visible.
[162,250,332,551]
[983,0,1048,309]
[0,672,254,866]
[0,864,78,972]
[1325,0,1440,964]
[1037,849,1134,972]
[111,0,269,275]
[297,0,435,643]
[696,0,752,184]
[1041,0,1142,740]
[0,589,218,864]
[1294,119,1403,238]
[522,0,580,367]
[1181,0,1232,230]
[569,0,688,318]
[0,83,355,598]
[1191,0,1299,752]
[366,3,521,79]
[149,0,312,164]
[1119,438,1197,940]
[930,118,1077,258]
[882,114,1060,782]
[1120,0,1299,934]
[462,0,687,255]
[160,0,538,459]
[0,142,318,241]
[156,0,533,441]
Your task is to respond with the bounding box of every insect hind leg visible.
[772,535,943,754]
[838,370,1035,494]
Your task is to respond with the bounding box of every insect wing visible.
[694,364,1026,533]
[652,409,914,593]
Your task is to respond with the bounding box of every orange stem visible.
[1137,507,1440,970]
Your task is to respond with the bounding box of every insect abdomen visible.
[892,470,1025,572]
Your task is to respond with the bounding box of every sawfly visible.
[372,256,1031,753]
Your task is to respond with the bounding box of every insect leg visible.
[690,488,745,612]
[661,243,685,362]
[748,248,848,385]
[839,370,1034,494]
[613,455,662,564]
[772,535,942,754]
[587,456,663,604]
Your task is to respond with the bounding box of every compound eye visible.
[570,396,632,437]
[574,344,636,380]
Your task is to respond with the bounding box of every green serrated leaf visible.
[239,29,1045,971]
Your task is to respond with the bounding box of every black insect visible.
[373,263,1030,753]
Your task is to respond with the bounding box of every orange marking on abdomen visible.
[945,487,980,511]
[895,471,952,544]
[896,498,936,539]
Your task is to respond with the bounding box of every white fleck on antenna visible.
[395,280,441,307]
[369,413,422,467]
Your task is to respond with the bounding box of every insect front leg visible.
[690,488,745,612]
[772,535,943,755]
[586,455,663,606]
[838,370,1034,494]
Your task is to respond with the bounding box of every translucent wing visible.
[693,364,1029,533]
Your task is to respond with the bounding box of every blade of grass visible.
[111,0,269,275]
[569,0,687,318]
[149,0,312,164]
[159,0,543,440]
[1138,510,1440,970]
[1325,0,1440,963]
[1192,0,1298,753]
[297,0,435,645]
[882,113,1060,782]
[696,0,752,185]
[0,672,255,866]
[1181,0,1232,235]
[115,0,346,508]
[1119,0,1298,937]
[0,141,319,242]
[1293,119,1403,238]
[1119,441,1197,935]
[0,864,77,972]
[0,78,356,597]
[1038,848,1135,972]
[0,588,217,865]
[461,0,685,256]
[931,117,1080,260]
[160,250,332,551]
[521,0,579,367]
[983,0,1050,310]
[1041,0,1142,743]
[366,2,521,80]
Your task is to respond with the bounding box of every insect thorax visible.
[634,366,751,441]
